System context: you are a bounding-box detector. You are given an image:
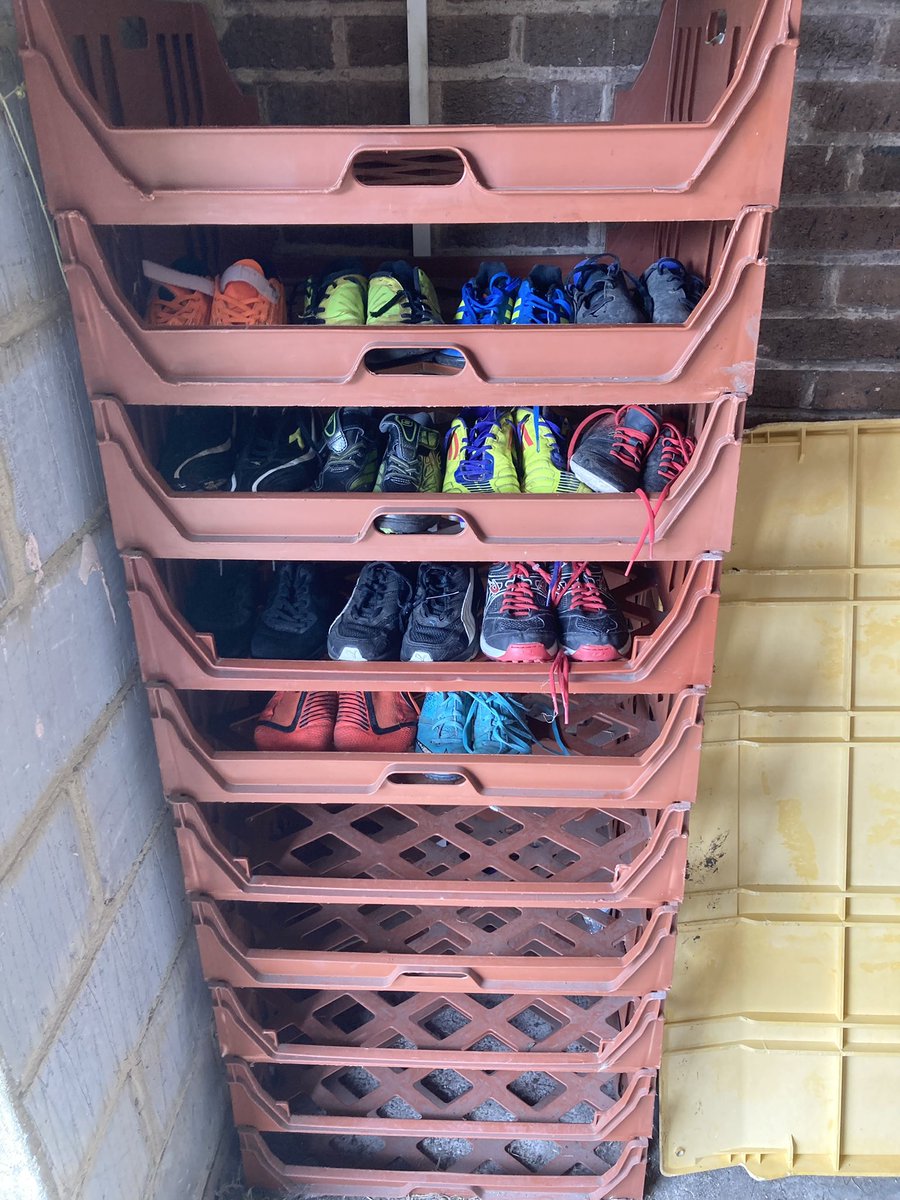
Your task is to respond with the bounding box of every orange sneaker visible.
[143,258,214,327]
[333,692,418,753]
[252,691,337,751]
[211,259,286,327]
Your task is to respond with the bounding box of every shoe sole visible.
[376,515,440,534]
[569,461,630,494]
[479,636,558,663]
[403,639,479,664]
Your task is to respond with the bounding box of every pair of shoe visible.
[567,255,706,325]
[315,409,441,532]
[144,258,286,328]
[444,407,587,497]
[328,563,479,663]
[297,259,442,336]
[481,562,631,663]
[437,261,572,365]
[568,406,696,495]
[253,690,417,752]
[417,691,538,756]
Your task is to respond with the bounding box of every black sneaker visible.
[231,409,318,492]
[566,255,646,325]
[552,562,632,661]
[184,561,256,657]
[642,421,697,494]
[251,562,330,660]
[327,562,412,662]
[374,413,443,533]
[569,406,661,493]
[158,408,236,492]
[401,564,480,662]
[314,408,380,492]
[639,258,706,324]
[479,562,557,662]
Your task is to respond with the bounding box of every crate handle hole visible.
[352,150,465,187]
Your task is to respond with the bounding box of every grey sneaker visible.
[374,413,442,533]
[566,255,646,325]
[640,258,706,324]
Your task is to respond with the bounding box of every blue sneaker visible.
[436,262,520,367]
[464,692,535,755]
[509,266,572,325]
[417,691,470,755]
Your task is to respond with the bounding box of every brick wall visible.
[217,0,899,423]
[0,3,229,1194]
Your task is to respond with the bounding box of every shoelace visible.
[625,429,695,578]
[370,282,432,325]
[266,566,312,626]
[499,563,550,618]
[519,289,568,325]
[415,566,461,622]
[459,275,517,323]
[349,564,412,622]
[567,255,642,304]
[550,561,608,613]
[426,692,467,742]
[610,413,657,470]
[451,410,508,482]
[527,407,567,465]
[215,291,276,325]
[151,293,208,326]
[463,693,534,754]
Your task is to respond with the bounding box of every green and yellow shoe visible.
[443,408,520,495]
[308,260,368,325]
[516,407,590,494]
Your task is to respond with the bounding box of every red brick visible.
[859,146,900,194]
[266,81,408,125]
[797,17,877,69]
[811,372,899,411]
[771,207,898,255]
[429,16,512,67]
[763,265,832,311]
[759,317,899,364]
[220,16,332,71]
[345,15,408,67]
[794,83,900,135]
[837,267,900,310]
[523,15,657,68]
[781,145,852,196]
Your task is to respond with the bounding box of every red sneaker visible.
[334,692,418,753]
[252,691,337,751]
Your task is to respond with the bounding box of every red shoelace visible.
[499,563,551,616]
[626,426,696,577]
[551,561,608,613]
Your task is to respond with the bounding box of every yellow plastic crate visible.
[660,420,900,1180]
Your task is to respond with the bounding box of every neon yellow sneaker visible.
[308,261,367,325]
[367,261,443,326]
[516,408,590,494]
[443,408,520,494]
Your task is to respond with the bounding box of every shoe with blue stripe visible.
[509,265,572,325]
[436,261,520,367]
[442,408,519,495]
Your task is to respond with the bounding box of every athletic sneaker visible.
[567,255,646,325]
[158,408,236,491]
[184,560,256,657]
[401,563,479,662]
[143,258,214,327]
[307,260,368,325]
[366,261,444,365]
[639,259,706,324]
[231,409,318,492]
[374,413,442,533]
[327,562,412,662]
[569,406,661,494]
[314,409,380,492]
[437,262,519,366]
[443,408,519,495]
[416,691,469,755]
[334,691,418,753]
[480,562,557,662]
[552,562,632,661]
[642,421,696,493]
[510,265,572,325]
[211,259,286,326]
[253,691,337,751]
[516,407,589,495]
[464,692,535,754]
[251,562,330,660]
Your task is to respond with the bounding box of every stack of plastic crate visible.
[15,0,800,1193]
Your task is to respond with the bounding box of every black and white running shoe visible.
[480,561,557,662]
[231,408,318,492]
[251,562,330,660]
[158,408,236,491]
[401,563,480,662]
[327,562,412,662]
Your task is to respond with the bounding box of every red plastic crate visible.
[173,798,690,909]
[16,0,799,225]
[193,896,679,995]
[94,396,744,563]
[125,554,720,695]
[149,685,705,810]
[63,211,767,406]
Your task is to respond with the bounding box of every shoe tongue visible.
[527,264,563,296]
[220,259,276,302]
[622,406,660,435]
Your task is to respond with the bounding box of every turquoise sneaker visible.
[464,693,535,755]
[416,691,470,755]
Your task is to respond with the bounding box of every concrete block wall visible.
[0,5,229,1195]
[216,0,899,423]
